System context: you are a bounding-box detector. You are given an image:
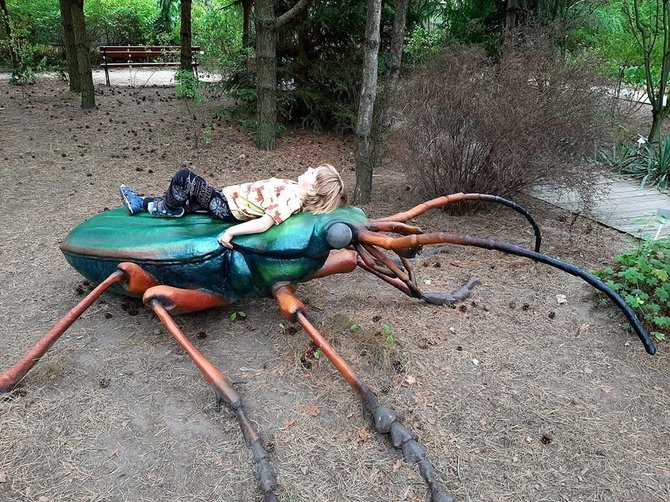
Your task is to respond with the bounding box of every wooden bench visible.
[99,46,203,85]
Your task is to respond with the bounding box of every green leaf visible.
[652,331,667,341]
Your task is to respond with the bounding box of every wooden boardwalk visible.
[528,174,670,240]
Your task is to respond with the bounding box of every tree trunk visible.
[70,0,95,109]
[0,0,19,76]
[353,0,382,204]
[59,0,80,91]
[254,0,278,150]
[623,0,670,142]
[180,0,192,71]
[242,0,253,48]
[370,0,409,176]
[650,111,663,144]
[253,0,309,150]
[505,0,519,32]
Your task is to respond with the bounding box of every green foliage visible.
[3,0,244,69]
[175,69,202,103]
[441,0,501,49]
[85,0,157,46]
[603,135,670,189]
[596,237,670,341]
[192,2,244,73]
[222,0,392,132]
[403,26,442,69]
[6,0,60,48]
[229,310,247,322]
[572,0,668,85]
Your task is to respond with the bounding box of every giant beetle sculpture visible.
[0,193,656,502]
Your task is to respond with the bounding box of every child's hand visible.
[218,230,234,249]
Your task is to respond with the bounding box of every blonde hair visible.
[302,164,347,214]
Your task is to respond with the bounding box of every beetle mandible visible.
[0,192,656,502]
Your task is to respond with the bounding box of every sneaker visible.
[147,199,185,218]
[120,184,144,215]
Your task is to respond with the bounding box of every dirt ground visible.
[0,77,669,502]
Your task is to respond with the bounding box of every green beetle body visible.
[60,207,367,300]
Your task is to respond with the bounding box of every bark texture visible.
[180,0,192,71]
[254,0,309,150]
[70,0,95,109]
[254,0,278,150]
[370,0,410,178]
[242,0,253,48]
[353,0,382,204]
[59,0,80,91]
[0,0,19,74]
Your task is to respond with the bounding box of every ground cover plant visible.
[597,236,670,340]
[0,76,669,502]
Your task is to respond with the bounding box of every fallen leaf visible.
[472,359,480,366]
[556,294,567,304]
[393,459,403,471]
[303,404,320,417]
[357,428,371,443]
[403,375,417,386]
[281,419,296,430]
[0,470,7,483]
[601,386,615,394]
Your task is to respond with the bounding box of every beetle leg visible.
[141,285,228,314]
[306,249,479,306]
[306,249,359,280]
[0,269,127,393]
[273,285,455,502]
[360,243,481,305]
[146,293,278,502]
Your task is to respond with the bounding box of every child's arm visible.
[218,214,275,249]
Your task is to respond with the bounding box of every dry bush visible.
[397,39,614,211]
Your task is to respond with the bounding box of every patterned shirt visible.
[222,178,304,224]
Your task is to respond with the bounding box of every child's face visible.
[298,167,318,193]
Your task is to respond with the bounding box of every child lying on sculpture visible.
[120,165,346,249]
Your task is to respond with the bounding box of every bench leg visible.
[104,65,110,86]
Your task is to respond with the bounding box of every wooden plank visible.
[528,175,670,239]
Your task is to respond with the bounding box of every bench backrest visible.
[100,46,202,61]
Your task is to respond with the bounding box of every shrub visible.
[396,39,614,210]
[596,237,670,341]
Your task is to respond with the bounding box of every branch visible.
[276,0,310,28]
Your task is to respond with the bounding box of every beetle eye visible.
[326,222,352,249]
